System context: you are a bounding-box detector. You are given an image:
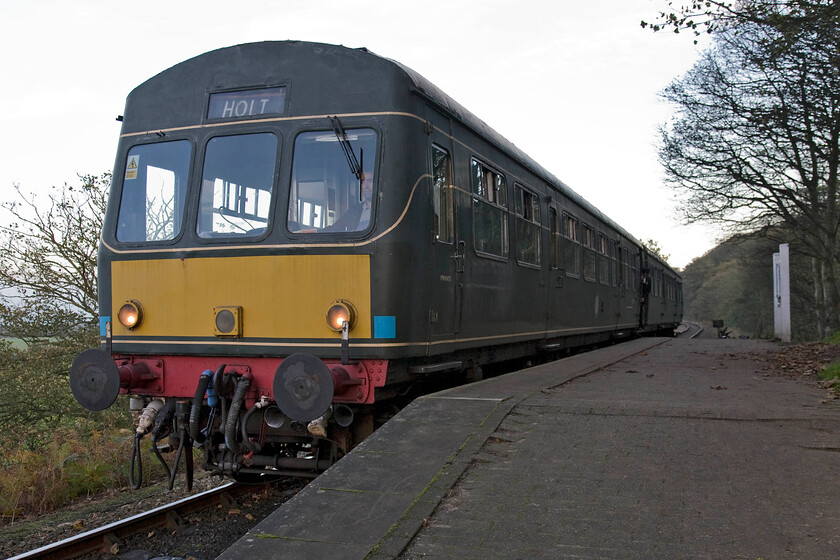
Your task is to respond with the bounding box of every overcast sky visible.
[0,0,719,268]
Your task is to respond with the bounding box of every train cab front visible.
[68,101,404,483]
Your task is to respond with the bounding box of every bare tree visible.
[0,173,108,340]
[642,0,839,41]
[654,2,840,335]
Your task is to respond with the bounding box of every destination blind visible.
[207,87,286,120]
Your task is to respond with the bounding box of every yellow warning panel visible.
[111,254,372,339]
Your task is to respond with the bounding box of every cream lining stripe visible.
[112,324,638,350]
[119,111,423,138]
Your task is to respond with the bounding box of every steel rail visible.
[677,321,704,339]
[7,482,254,560]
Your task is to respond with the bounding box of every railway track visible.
[677,321,704,339]
[8,482,256,560]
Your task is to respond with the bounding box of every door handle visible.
[451,240,466,273]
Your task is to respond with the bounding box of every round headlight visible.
[118,300,143,330]
[326,300,356,332]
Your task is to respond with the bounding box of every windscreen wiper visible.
[329,116,364,200]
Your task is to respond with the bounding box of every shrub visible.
[818,359,840,390]
[0,333,166,520]
[825,331,840,345]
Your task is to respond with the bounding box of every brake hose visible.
[130,432,143,490]
[225,376,251,454]
[189,369,214,443]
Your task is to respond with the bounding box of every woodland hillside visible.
[682,232,821,341]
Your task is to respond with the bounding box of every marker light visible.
[118,300,143,330]
[214,306,243,337]
[326,300,356,332]
[215,309,236,334]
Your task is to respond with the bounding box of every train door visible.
[427,109,462,347]
[547,201,565,332]
[616,243,628,328]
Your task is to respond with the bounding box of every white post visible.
[773,243,791,342]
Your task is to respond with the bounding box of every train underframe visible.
[70,350,393,489]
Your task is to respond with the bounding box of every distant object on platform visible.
[773,244,791,343]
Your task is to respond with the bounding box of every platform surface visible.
[219,338,840,559]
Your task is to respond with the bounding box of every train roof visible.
[370,44,647,255]
[123,41,669,272]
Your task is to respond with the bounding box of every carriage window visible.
[197,133,277,238]
[562,213,580,277]
[433,145,453,243]
[583,225,596,281]
[618,245,625,287]
[631,252,639,292]
[550,208,560,269]
[656,268,663,297]
[287,129,378,234]
[471,159,508,258]
[598,234,609,284]
[117,140,192,243]
[514,184,541,266]
[623,247,632,290]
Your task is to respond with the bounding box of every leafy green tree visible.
[682,230,821,340]
[642,239,672,266]
[682,236,774,338]
[649,1,840,337]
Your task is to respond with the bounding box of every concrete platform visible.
[218,338,840,559]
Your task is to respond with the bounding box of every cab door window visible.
[432,145,454,243]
